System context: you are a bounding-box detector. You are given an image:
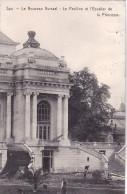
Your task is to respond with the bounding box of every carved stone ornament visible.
[23,31,40,48]
[24,91,32,95]
[6,58,12,65]
[27,53,36,64]
[59,56,67,69]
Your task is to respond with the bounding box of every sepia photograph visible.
[0,0,125,193]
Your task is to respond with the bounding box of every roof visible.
[112,119,125,129]
[0,31,19,45]
[113,111,125,119]
[11,47,58,60]
[111,118,125,134]
[11,31,58,60]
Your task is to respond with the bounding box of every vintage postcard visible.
[0,0,125,193]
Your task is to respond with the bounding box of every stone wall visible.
[54,146,103,173]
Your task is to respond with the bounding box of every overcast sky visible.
[0,0,125,110]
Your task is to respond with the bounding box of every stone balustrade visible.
[71,141,118,149]
[38,139,59,147]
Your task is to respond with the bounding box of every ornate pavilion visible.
[0,31,107,173]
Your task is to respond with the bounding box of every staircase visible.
[108,152,125,176]
[115,145,125,166]
[72,141,108,166]
[0,143,31,177]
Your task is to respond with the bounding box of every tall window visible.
[37,101,50,140]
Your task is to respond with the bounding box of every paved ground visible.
[0,173,125,194]
[0,185,125,194]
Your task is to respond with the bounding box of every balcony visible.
[38,139,59,148]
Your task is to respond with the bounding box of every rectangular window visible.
[44,150,50,157]
[99,150,106,155]
[51,158,53,168]
[36,127,38,138]
[87,157,89,162]
[39,129,42,139]
[44,130,46,140]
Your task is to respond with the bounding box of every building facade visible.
[0,31,107,173]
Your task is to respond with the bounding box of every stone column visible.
[32,92,39,139]
[6,92,13,139]
[57,94,62,137]
[24,92,31,138]
[63,95,69,139]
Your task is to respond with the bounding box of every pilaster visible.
[24,91,32,138]
[63,95,69,140]
[32,92,39,139]
[57,94,63,137]
[6,92,13,139]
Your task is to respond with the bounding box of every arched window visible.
[37,101,50,140]
[37,101,50,123]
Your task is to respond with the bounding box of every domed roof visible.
[12,47,58,60]
[11,31,58,60]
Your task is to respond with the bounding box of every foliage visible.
[21,168,48,190]
[68,67,112,142]
[92,170,102,179]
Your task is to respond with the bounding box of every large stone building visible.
[0,31,108,173]
[110,103,125,143]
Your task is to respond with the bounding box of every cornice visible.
[12,53,58,61]
[7,80,72,89]
[0,64,70,74]
[13,65,69,73]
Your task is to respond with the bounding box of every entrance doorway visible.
[42,150,53,172]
